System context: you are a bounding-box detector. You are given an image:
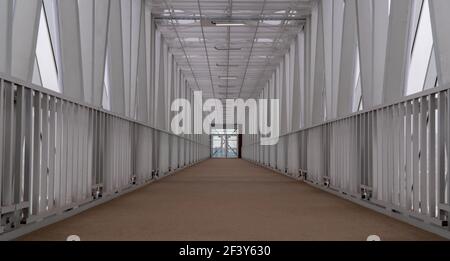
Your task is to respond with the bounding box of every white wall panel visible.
[10,0,41,82]
[383,0,413,103]
[137,3,148,122]
[77,0,110,107]
[311,1,325,124]
[107,0,125,114]
[0,0,12,74]
[78,0,94,103]
[372,0,390,106]
[129,0,141,119]
[337,0,357,117]
[56,0,84,100]
[429,0,450,85]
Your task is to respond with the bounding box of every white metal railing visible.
[0,73,210,238]
[242,84,450,238]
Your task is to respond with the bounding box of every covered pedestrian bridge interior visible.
[1,0,450,240]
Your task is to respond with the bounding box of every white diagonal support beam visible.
[107,0,126,115]
[10,0,41,82]
[337,0,357,117]
[0,0,13,74]
[311,1,325,124]
[137,2,148,123]
[383,0,413,103]
[57,0,85,101]
[429,0,450,86]
[78,0,110,107]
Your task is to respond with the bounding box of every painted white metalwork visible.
[0,72,210,238]
[243,84,450,238]
[0,0,211,238]
[243,0,450,238]
[2,0,450,240]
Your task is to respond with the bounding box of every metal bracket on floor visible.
[151,169,159,179]
[92,184,104,199]
[438,204,450,228]
[130,175,137,185]
[298,169,307,181]
[322,176,330,188]
[360,185,373,201]
[1,202,30,233]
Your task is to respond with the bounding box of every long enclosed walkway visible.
[21,159,440,241]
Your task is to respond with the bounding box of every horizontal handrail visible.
[0,72,207,146]
[1,72,210,238]
[244,83,450,146]
[242,84,450,238]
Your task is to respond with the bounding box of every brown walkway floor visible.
[21,159,442,241]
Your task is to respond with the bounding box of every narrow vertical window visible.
[35,6,59,92]
[353,43,362,112]
[102,49,111,110]
[406,0,434,95]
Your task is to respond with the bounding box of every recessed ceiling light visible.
[164,9,184,13]
[214,46,242,51]
[257,55,273,59]
[218,85,238,88]
[184,37,203,42]
[219,76,238,80]
[213,21,246,27]
[176,19,196,25]
[263,20,282,25]
[255,38,273,43]
[216,64,240,67]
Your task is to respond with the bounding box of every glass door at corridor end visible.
[211,128,238,158]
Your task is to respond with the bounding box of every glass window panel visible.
[406,0,434,96]
[36,6,59,92]
[352,45,361,112]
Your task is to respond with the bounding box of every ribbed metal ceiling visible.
[149,0,312,100]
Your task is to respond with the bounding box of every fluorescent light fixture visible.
[176,19,195,25]
[164,9,184,13]
[218,85,237,88]
[214,21,246,27]
[275,10,286,14]
[216,64,240,67]
[214,46,242,51]
[184,37,203,42]
[263,20,282,25]
[255,38,273,43]
[257,55,274,59]
[219,76,238,80]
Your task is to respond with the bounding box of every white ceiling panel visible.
[149,0,311,99]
